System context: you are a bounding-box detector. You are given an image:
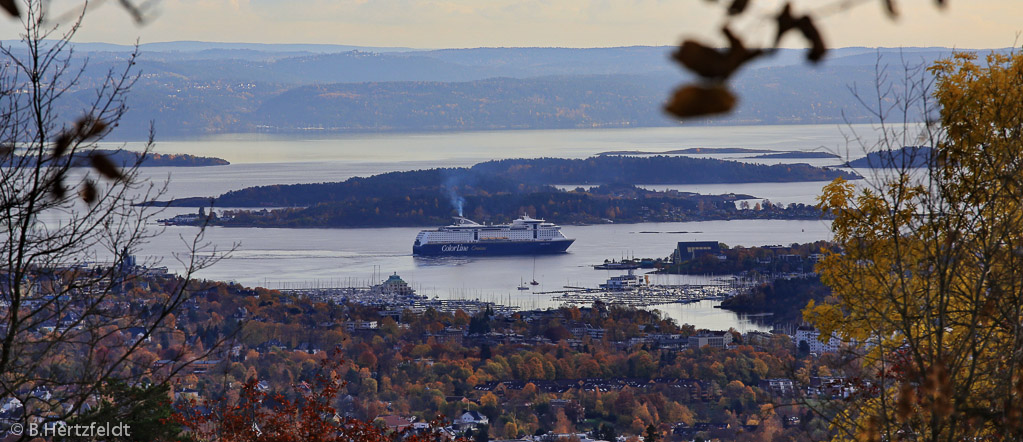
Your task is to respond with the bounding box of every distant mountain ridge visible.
[0,40,420,54]
[7,42,1008,139]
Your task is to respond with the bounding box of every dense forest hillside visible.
[244,75,667,132]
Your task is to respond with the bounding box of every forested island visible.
[128,151,230,166]
[470,156,853,184]
[151,156,852,227]
[747,151,839,160]
[596,149,840,161]
[11,149,230,167]
[598,148,775,155]
[88,149,229,167]
[843,146,931,168]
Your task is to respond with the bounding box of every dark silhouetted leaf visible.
[0,0,19,17]
[117,0,146,23]
[722,27,763,62]
[798,15,827,62]
[883,0,898,17]
[775,3,798,44]
[775,3,827,63]
[89,152,124,181]
[75,117,108,140]
[664,84,736,118]
[0,144,12,158]
[674,41,731,78]
[53,131,74,158]
[673,28,763,80]
[728,0,750,15]
[50,179,67,200]
[80,180,97,205]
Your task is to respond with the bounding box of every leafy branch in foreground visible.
[0,0,230,437]
[667,0,949,118]
[806,51,1023,441]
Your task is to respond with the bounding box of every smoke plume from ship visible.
[443,172,468,217]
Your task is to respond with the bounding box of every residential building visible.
[375,415,413,432]
[688,331,733,349]
[795,326,842,354]
[759,378,797,397]
[456,411,489,430]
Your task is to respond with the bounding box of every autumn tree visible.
[806,51,1023,440]
[644,424,660,442]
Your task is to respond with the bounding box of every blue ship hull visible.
[413,239,574,256]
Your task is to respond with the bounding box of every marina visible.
[275,273,521,316]
[274,265,757,317]
[276,281,737,314]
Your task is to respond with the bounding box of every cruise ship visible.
[413,215,575,256]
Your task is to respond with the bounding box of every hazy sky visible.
[1,0,1020,49]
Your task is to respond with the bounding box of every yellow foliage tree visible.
[503,421,518,439]
[808,51,1023,441]
[480,391,500,409]
[554,409,574,434]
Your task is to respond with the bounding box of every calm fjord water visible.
[123,124,885,330]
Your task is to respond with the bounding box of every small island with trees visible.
[99,149,230,167]
[74,149,230,167]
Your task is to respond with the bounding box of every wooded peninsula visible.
[153,156,856,227]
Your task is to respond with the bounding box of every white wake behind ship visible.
[412,215,575,256]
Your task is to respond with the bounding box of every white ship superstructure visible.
[413,215,574,256]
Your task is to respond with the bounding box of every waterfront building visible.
[674,241,721,262]
[371,272,415,296]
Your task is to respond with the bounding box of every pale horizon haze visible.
[0,0,1020,50]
